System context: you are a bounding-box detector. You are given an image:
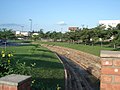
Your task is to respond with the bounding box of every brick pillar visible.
[100,50,120,90]
[0,74,31,90]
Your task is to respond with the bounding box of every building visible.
[15,31,29,36]
[68,27,79,32]
[99,20,120,29]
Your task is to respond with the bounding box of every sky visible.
[0,0,120,32]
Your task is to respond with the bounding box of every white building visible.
[99,20,120,29]
[15,31,29,36]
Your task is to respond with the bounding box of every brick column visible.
[0,74,31,90]
[100,50,120,90]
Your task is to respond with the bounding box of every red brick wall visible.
[101,51,120,90]
[0,75,31,90]
[0,85,17,90]
[0,80,31,90]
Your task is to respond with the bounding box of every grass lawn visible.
[0,44,64,90]
[40,41,115,56]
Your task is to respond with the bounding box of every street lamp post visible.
[29,19,32,31]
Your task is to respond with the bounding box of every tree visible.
[50,31,62,41]
[116,23,120,30]
[80,30,91,45]
[111,31,120,48]
[45,31,50,39]
[107,25,114,30]
[38,29,45,39]
[0,28,16,40]
[94,24,106,30]
[32,35,39,41]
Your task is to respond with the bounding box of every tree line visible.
[37,24,120,48]
[0,23,120,48]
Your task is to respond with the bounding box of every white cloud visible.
[57,21,67,26]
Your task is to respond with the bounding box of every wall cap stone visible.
[100,50,120,58]
[0,74,31,86]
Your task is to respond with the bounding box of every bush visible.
[0,50,13,77]
[0,50,36,77]
[12,60,36,75]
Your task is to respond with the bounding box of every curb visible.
[55,53,68,90]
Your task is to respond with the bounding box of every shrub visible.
[0,50,13,77]
[12,60,36,75]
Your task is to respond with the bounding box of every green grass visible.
[0,44,64,90]
[40,41,114,56]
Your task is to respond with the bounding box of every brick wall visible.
[42,44,101,79]
[0,74,31,90]
[100,50,120,90]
